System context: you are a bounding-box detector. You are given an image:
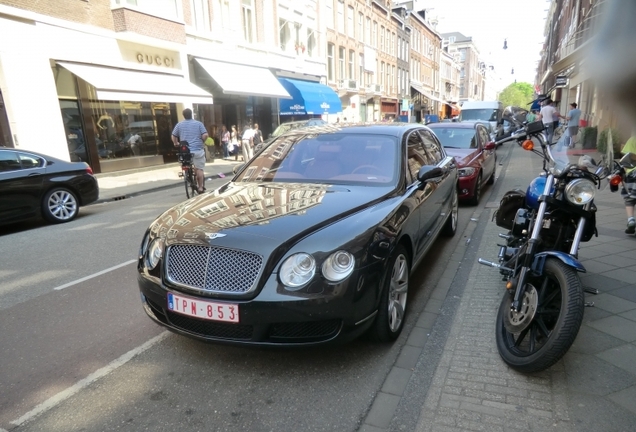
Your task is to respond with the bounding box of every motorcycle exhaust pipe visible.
[478,258,514,273]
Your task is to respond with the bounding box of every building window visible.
[365,16,371,45]
[337,0,344,34]
[347,6,354,37]
[327,43,335,81]
[397,38,401,60]
[241,0,255,43]
[380,62,385,88]
[349,50,355,80]
[391,32,395,56]
[212,0,230,32]
[380,26,384,51]
[359,53,365,87]
[372,21,377,47]
[325,0,334,28]
[307,28,317,57]
[191,0,210,31]
[358,12,363,40]
[338,46,346,80]
[114,0,179,18]
[279,19,291,51]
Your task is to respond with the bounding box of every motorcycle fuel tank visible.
[526,176,547,209]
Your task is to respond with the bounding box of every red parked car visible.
[428,122,496,205]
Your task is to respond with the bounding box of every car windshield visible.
[234,132,399,186]
[431,128,477,149]
[270,123,297,138]
[461,109,498,122]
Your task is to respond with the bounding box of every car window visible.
[418,130,443,163]
[430,128,476,150]
[477,127,491,146]
[235,132,398,186]
[0,150,22,172]
[18,153,45,169]
[406,131,430,182]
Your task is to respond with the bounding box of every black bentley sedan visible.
[0,147,99,226]
[137,123,458,346]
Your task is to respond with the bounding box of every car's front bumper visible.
[458,173,478,199]
[137,263,384,347]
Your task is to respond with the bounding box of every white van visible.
[459,101,504,137]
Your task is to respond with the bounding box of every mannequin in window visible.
[97,113,114,130]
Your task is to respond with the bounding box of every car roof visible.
[0,146,67,162]
[427,122,481,130]
[302,122,430,137]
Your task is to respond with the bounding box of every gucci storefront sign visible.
[136,53,176,68]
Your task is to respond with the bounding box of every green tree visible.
[498,82,534,107]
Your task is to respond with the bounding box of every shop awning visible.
[195,58,291,99]
[57,61,213,104]
[411,84,444,103]
[278,78,342,115]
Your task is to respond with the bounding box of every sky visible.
[414,0,549,90]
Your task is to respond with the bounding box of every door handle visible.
[28,173,41,177]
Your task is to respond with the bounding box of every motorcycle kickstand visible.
[584,287,599,295]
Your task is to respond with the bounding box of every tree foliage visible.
[498,82,535,107]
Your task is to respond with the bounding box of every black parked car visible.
[0,147,99,226]
[137,123,458,346]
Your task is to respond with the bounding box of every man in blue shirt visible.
[565,102,582,148]
[171,108,209,193]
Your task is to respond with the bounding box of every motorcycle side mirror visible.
[619,152,636,169]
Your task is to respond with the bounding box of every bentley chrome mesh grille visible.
[166,245,263,294]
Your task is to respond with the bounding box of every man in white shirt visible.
[538,99,559,144]
[241,124,255,162]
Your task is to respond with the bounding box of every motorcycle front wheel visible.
[495,257,584,373]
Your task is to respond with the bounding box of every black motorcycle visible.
[479,121,609,373]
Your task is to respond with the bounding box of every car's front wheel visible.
[42,187,79,223]
[371,245,410,342]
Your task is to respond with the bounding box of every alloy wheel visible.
[388,254,409,332]
[47,190,78,221]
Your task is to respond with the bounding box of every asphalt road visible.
[0,161,505,431]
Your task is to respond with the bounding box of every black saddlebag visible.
[494,189,526,229]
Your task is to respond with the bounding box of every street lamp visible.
[503,39,508,50]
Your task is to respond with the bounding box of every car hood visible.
[152,182,394,248]
[444,148,479,167]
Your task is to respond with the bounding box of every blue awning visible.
[278,78,342,115]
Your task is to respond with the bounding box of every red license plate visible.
[167,292,239,323]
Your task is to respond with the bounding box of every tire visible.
[468,172,482,206]
[371,245,410,342]
[441,186,458,237]
[495,258,584,373]
[42,187,79,223]
[183,169,191,199]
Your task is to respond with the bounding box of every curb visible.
[91,170,235,205]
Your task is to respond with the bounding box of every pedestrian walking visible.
[252,123,263,152]
[565,103,582,148]
[241,124,255,162]
[171,108,208,193]
[204,136,215,162]
[230,125,239,160]
[538,99,558,144]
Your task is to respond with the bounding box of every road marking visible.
[68,222,109,231]
[53,260,137,291]
[10,331,170,427]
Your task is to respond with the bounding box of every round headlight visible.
[146,238,164,270]
[322,251,355,282]
[280,253,316,289]
[565,178,596,205]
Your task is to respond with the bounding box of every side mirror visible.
[484,142,496,151]
[417,166,443,182]
[232,164,244,174]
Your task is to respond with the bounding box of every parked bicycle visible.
[177,141,199,199]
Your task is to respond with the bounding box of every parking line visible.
[53,260,137,291]
[10,331,170,427]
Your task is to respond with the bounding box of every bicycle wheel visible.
[183,167,192,199]
[188,167,199,197]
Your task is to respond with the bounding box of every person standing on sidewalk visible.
[241,124,255,162]
[565,103,582,148]
[252,123,263,153]
[538,99,558,144]
[621,133,636,234]
[220,125,230,159]
[171,108,208,194]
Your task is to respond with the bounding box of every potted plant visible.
[580,126,598,150]
[596,128,622,154]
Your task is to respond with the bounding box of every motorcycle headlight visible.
[322,251,355,282]
[565,178,596,205]
[146,238,165,270]
[458,167,476,177]
[280,253,316,289]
